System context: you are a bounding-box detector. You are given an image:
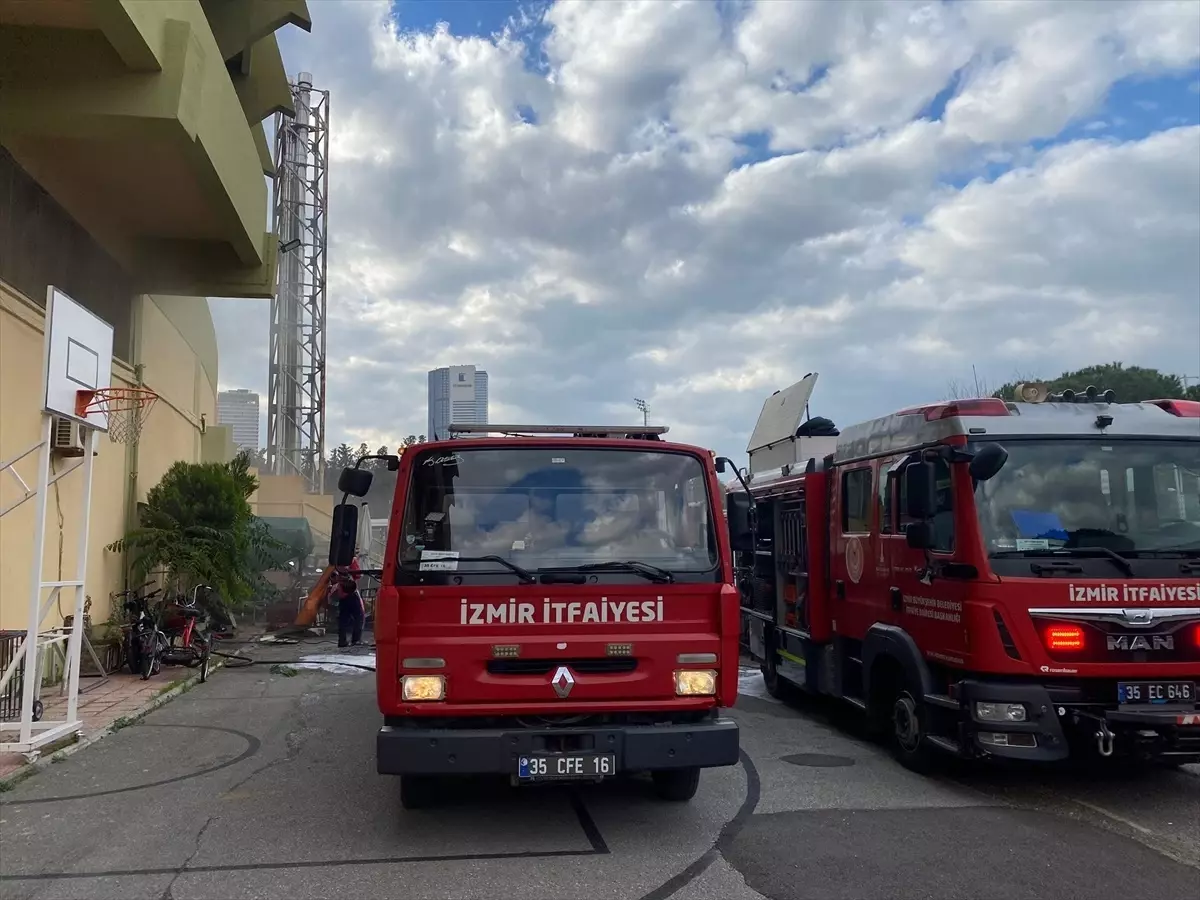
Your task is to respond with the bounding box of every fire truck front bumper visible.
[377,716,740,777]
[957,680,1200,765]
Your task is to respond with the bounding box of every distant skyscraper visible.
[427,365,489,440]
[217,389,261,450]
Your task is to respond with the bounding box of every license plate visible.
[1117,681,1195,706]
[517,752,615,780]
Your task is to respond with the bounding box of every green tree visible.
[108,454,286,608]
[992,363,1196,404]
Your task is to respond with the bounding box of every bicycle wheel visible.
[139,631,164,680]
[198,635,213,683]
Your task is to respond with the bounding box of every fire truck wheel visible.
[890,691,936,774]
[399,775,439,810]
[761,653,785,699]
[651,766,701,802]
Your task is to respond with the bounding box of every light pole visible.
[634,398,648,426]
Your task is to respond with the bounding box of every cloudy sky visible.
[210,0,1200,463]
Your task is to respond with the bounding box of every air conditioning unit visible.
[50,416,86,456]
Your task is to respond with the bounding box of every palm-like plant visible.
[108,453,288,608]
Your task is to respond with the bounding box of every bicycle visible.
[154,585,215,683]
[116,583,163,679]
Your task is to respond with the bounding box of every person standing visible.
[335,576,365,648]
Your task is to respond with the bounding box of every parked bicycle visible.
[117,583,163,678]
[122,584,215,683]
[156,585,215,683]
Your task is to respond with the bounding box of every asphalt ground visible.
[1,638,1197,900]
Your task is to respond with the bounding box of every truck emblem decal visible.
[845,536,864,585]
[551,666,575,698]
[423,453,463,466]
[1106,634,1173,652]
[1121,608,1153,626]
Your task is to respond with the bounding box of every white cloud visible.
[211,0,1200,460]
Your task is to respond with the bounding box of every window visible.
[899,458,955,552]
[974,439,1200,554]
[397,447,719,582]
[841,468,873,533]
[879,456,903,534]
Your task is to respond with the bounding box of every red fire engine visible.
[329,424,744,808]
[731,374,1200,771]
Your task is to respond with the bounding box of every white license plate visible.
[1117,681,1195,705]
[517,752,615,780]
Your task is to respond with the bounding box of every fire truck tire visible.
[399,775,439,810]
[761,653,785,699]
[889,690,937,774]
[652,766,701,802]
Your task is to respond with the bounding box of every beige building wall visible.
[0,282,226,631]
[254,474,334,554]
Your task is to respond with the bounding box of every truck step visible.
[925,735,965,757]
[844,697,867,711]
[923,693,960,711]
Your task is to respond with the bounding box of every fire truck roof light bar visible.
[449,424,671,435]
[1145,399,1200,418]
[896,398,1011,421]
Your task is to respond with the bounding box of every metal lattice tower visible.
[268,72,329,492]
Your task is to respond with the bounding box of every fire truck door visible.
[832,464,879,637]
[890,456,969,660]
[877,455,907,626]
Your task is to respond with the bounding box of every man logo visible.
[1106,634,1174,652]
[551,666,575,698]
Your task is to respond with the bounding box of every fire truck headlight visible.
[402,675,446,702]
[675,669,717,696]
[975,701,1027,723]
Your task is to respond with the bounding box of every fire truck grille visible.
[486,657,638,676]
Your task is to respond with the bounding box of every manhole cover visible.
[780,753,855,768]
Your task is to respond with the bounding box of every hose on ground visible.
[210,649,377,672]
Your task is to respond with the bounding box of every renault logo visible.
[551,666,575,698]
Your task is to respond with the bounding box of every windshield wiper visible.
[991,547,1134,577]
[1125,548,1200,558]
[401,555,536,583]
[553,560,675,583]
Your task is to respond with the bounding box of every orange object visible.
[294,566,335,628]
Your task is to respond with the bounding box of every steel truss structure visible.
[268,72,329,492]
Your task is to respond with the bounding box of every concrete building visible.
[218,389,261,450]
[0,0,312,631]
[427,365,489,440]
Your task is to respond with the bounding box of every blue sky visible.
[217,0,1200,453]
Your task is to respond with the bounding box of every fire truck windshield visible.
[397,446,719,581]
[973,439,1200,555]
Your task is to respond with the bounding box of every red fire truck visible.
[732,375,1200,771]
[330,424,744,808]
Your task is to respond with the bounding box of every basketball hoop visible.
[75,387,158,444]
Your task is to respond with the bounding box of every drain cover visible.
[780,752,855,768]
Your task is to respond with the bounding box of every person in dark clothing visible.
[335,576,365,648]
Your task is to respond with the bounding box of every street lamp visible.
[634,398,648,426]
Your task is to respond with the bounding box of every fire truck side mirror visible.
[338,466,373,497]
[727,492,755,552]
[904,462,937,520]
[329,503,359,567]
[967,442,1008,482]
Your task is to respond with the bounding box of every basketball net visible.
[76,387,158,444]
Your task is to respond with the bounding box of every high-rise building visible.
[217,388,261,450]
[427,365,488,440]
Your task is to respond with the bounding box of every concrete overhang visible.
[0,0,302,299]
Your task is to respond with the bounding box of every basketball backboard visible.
[43,286,114,431]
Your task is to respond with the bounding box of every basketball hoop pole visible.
[0,286,108,758]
